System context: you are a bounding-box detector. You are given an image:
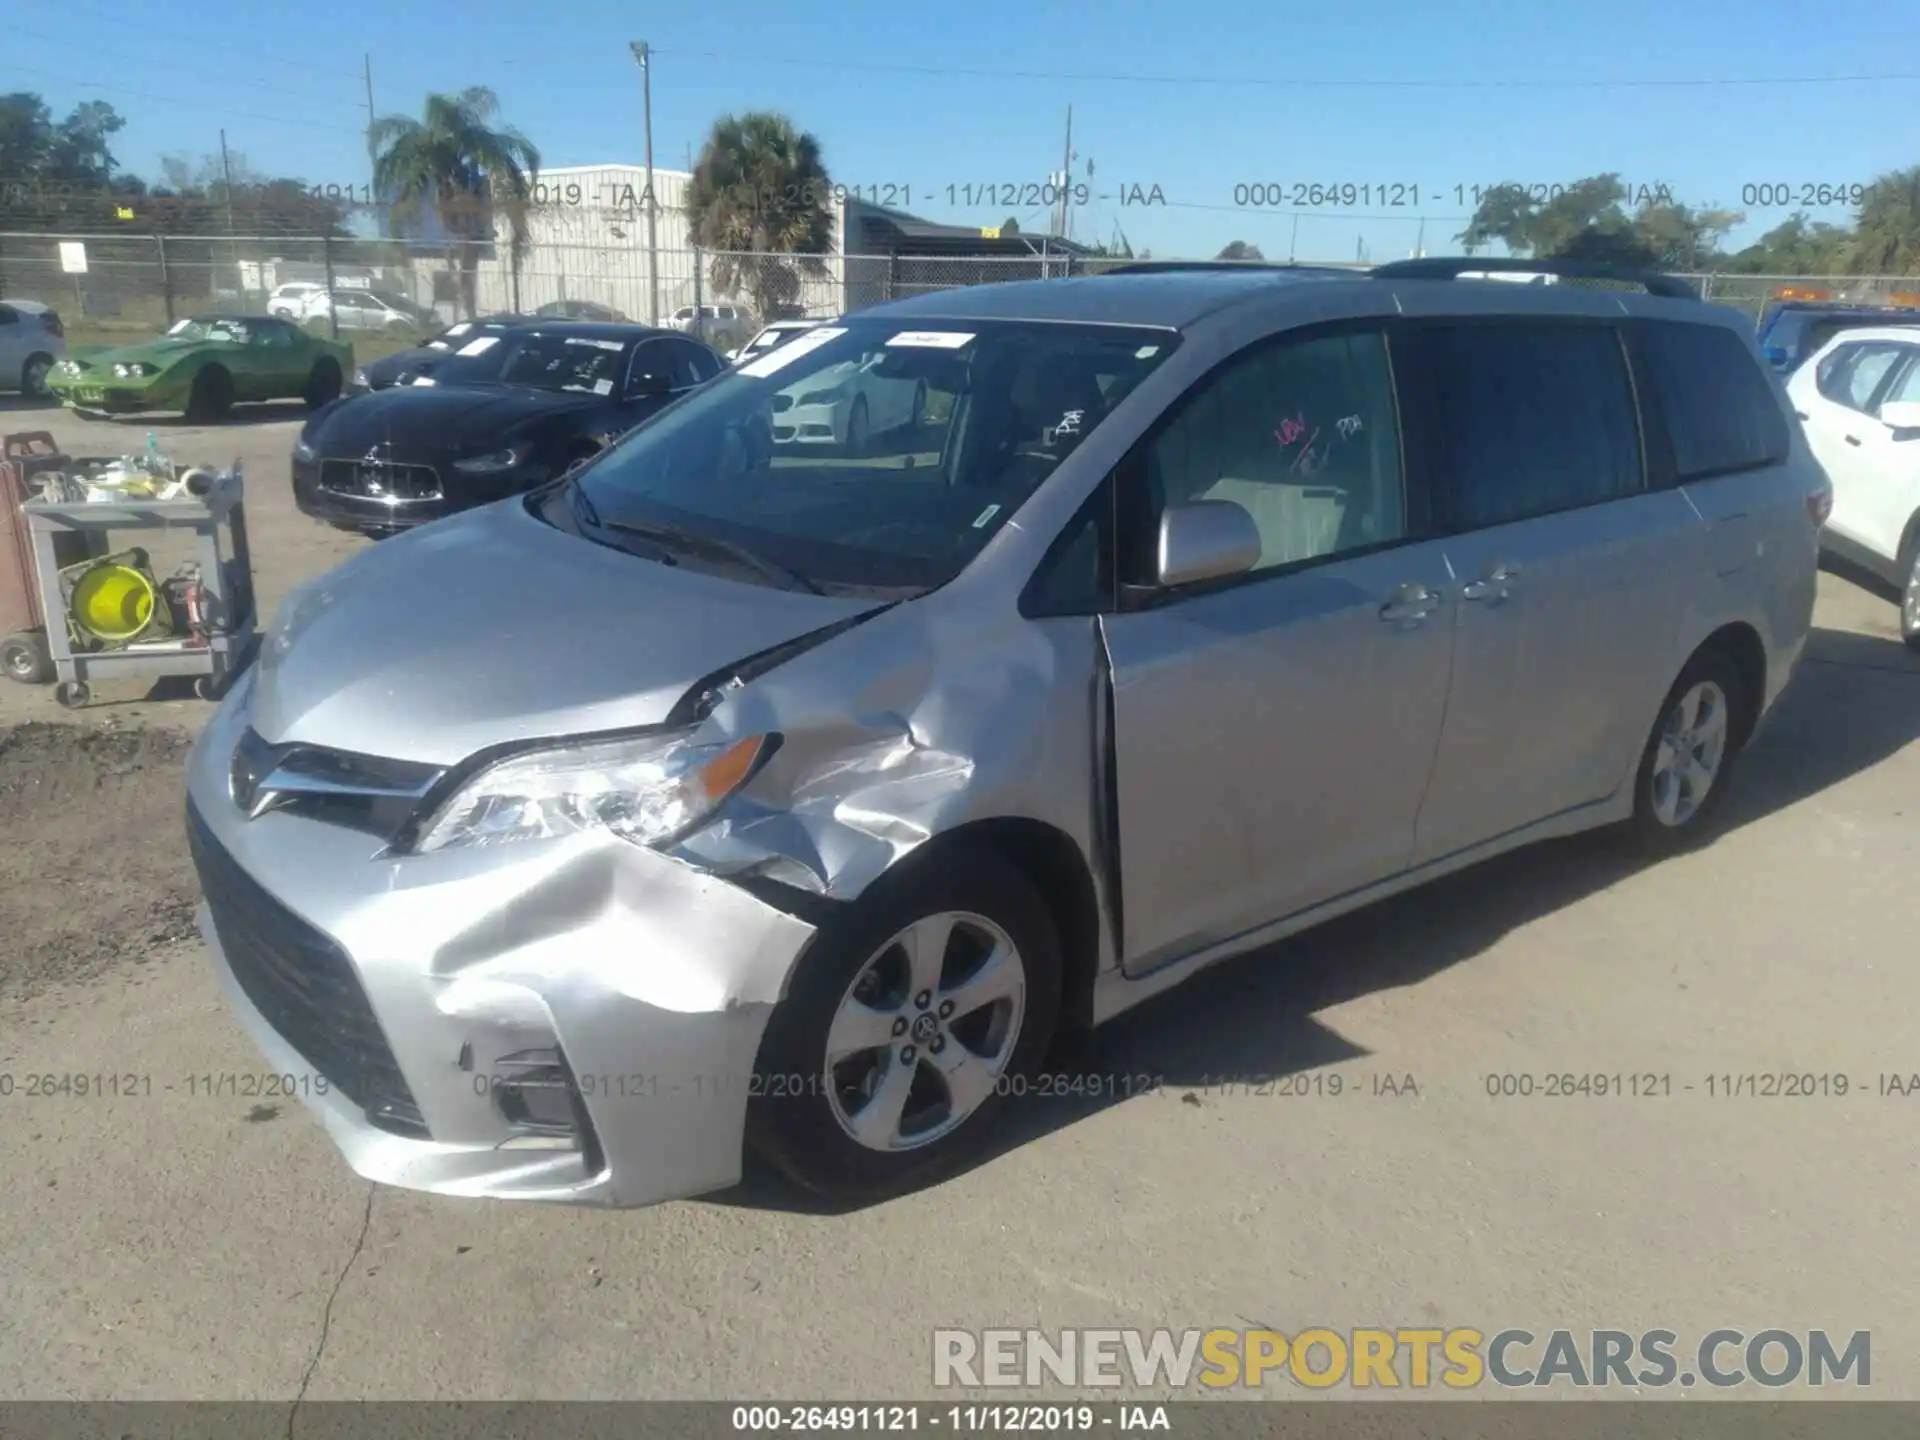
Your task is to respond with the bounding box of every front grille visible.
[318,459,443,501]
[187,799,428,1137]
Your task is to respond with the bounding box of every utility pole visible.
[1055,105,1074,241]
[218,130,237,233]
[630,40,660,326]
[363,54,378,180]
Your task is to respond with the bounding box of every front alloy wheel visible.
[746,848,1061,1201]
[827,912,1027,1151]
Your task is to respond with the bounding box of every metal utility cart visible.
[21,466,258,709]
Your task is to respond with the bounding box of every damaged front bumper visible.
[184,693,818,1208]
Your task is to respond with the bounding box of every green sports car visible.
[47,314,355,421]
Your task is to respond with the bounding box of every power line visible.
[11,65,368,134]
[651,48,1920,91]
[14,27,359,107]
[31,0,366,78]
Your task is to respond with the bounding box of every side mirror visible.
[1879,399,1920,436]
[1157,501,1262,588]
[1763,345,1790,368]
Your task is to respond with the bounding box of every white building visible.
[472,163,1093,324]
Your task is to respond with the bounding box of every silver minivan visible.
[186,260,1826,1207]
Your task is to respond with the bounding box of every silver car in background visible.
[186,259,1824,1208]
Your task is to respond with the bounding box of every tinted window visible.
[1877,350,1920,408]
[499,333,633,395]
[1637,321,1789,478]
[673,340,723,383]
[1137,328,1406,575]
[1422,323,1641,530]
[0,306,17,325]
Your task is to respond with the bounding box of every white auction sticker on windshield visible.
[567,337,625,352]
[737,326,847,377]
[455,335,499,356]
[593,378,614,395]
[446,323,471,337]
[887,330,974,349]
[411,376,438,387]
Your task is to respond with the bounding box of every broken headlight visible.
[412,731,774,855]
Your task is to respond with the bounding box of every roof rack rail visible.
[1369,257,1700,301]
[1091,260,1361,278]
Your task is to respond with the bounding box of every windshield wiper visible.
[605,518,822,594]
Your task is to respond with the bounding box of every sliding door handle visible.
[1462,564,1521,603]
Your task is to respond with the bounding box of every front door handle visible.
[1844,434,1863,446]
[1461,564,1521,603]
[1379,584,1442,624]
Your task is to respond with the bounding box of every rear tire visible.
[1898,529,1920,652]
[1625,648,1749,854]
[1,630,52,685]
[746,847,1062,1203]
[185,365,233,422]
[21,353,54,399]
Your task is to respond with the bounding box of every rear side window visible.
[1418,322,1642,531]
[1817,342,1906,412]
[1637,321,1789,480]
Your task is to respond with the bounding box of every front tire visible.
[304,358,342,409]
[185,366,233,422]
[844,396,870,457]
[1626,648,1748,853]
[747,848,1062,1202]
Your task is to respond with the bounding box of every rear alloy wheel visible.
[1627,649,1747,852]
[1900,536,1920,652]
[186,366,234,422]
[747,849,1061,1201]
[21,353,53,399]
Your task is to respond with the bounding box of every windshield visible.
[167,317,250,343]
[549,318,1176,594]
[410,328,520,385]
[494,332,633,394]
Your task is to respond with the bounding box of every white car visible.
[0,299,67,398]
[267,282,327,319]
[771,346,928,453]
[299,288,435,333]
[1786,325,1920,647]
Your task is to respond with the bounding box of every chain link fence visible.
[5,223,1917,345]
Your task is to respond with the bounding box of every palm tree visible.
[370,87,540,318]
[685,112,834,322]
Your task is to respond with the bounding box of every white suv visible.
[1786,326,1920,647]
[668,303,752,348]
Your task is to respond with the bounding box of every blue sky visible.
[15,0,1920,261]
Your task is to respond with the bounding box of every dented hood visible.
[249,498,880,765]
